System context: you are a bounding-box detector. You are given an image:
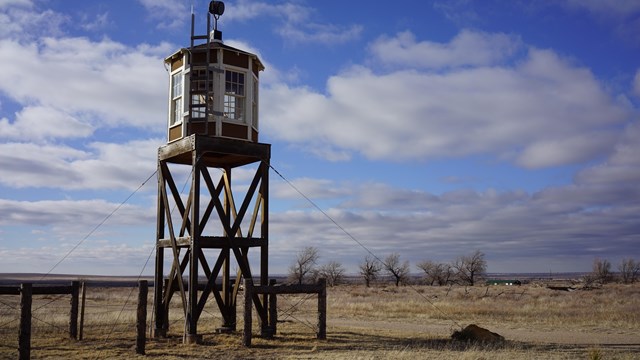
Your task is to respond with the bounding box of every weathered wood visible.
[260,160,270,328]
[268,279,277,336]
[252,283,324,295]
[317,278,327,340]
[19,283,32,360]
[136,280,148,355]
[0,286,20,295]
[154,136,271,343]
[250,278,327,340]
[243,278,253,347]
[158,135,270,167]
[153,158,167,338]
[186,153,201,343]
[79,282,86,341]
[157,236,264,249]
[69,281,79,340]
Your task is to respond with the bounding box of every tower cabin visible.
[164,16,264,143]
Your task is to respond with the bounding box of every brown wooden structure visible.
[152,135,270,343]
[0,281,81,359]
[153,3,270,343]
[242,278,327,347]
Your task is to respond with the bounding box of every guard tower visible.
[153,1,270,343]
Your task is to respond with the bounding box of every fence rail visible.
[0,281,80,360]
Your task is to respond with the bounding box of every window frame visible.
[170,71,184,126]
[223,68,247,123]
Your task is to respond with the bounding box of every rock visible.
[451,324,504,342]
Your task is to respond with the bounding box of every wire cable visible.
[40,170,158,281]
[268,162,464,330]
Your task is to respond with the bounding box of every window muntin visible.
[224,70,245,121]
[191,68,214,119]
[191,68,213,92]
[171,72,183,125]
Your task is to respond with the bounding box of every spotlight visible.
[209,1,225,16]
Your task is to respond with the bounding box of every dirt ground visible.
[1,277,638,358]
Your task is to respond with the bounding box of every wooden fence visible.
[243,278,327,347]
[0,281,81,360]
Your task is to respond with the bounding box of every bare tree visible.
[317,261,345,287]
[383,253,410,286]
[618,258,640,284]
[592,258,612,284]
[452,250,487,286]
[359,255,381,287]
[417,260,453,286]
[288,246,319,285]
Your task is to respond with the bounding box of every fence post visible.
[137,280,148,355]
[79,282,86,341]
[69,281,79,340]
[19,283,32,360]
[268,279,277,337]
[317,278,326,340]
[242,278,253,347]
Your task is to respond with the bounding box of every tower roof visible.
[164,42,264,72]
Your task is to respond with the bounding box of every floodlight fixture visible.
[209,1,225,17]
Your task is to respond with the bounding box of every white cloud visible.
[0,105,94,140]
[564,0,640,18]
[225,1,310,23]
[0,0,31,9]
[277,22,363,45]
[0,139,161,190]
[0,37,170,130]
[635,69,640,98]
[80,11,110,32]
[0,3,67,39]
[369,30,522,69]
[137,0,189,29]
[262,31,632,168]
[0,198,153,228]
[267,144,640,272]
[272,177,350,200]
[224,0,362,45]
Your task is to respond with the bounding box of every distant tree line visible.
[287,247,639,288]
[287,247,488,287]
[590,258,640,285]
[287,246,346,287]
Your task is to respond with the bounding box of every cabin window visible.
[224,70,245,121]
[252,77,258,128]
[171,72,183,125]
[191,68,214,119]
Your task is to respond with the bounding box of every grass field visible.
[0,281,638,359]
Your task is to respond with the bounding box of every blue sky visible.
[1,0,639,276]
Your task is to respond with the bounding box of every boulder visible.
[451,324,504,342]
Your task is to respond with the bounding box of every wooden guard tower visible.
[153,1,270,343]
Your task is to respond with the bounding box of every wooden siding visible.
[170,56,183,72]
[192,50,219,65]
[222,122,248,140]
[223,49,249,68]
[168,124,182,142]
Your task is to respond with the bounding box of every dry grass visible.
[0,282,638,359]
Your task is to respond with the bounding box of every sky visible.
[0,0,639,276]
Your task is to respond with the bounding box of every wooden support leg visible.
[243,278,253,347]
